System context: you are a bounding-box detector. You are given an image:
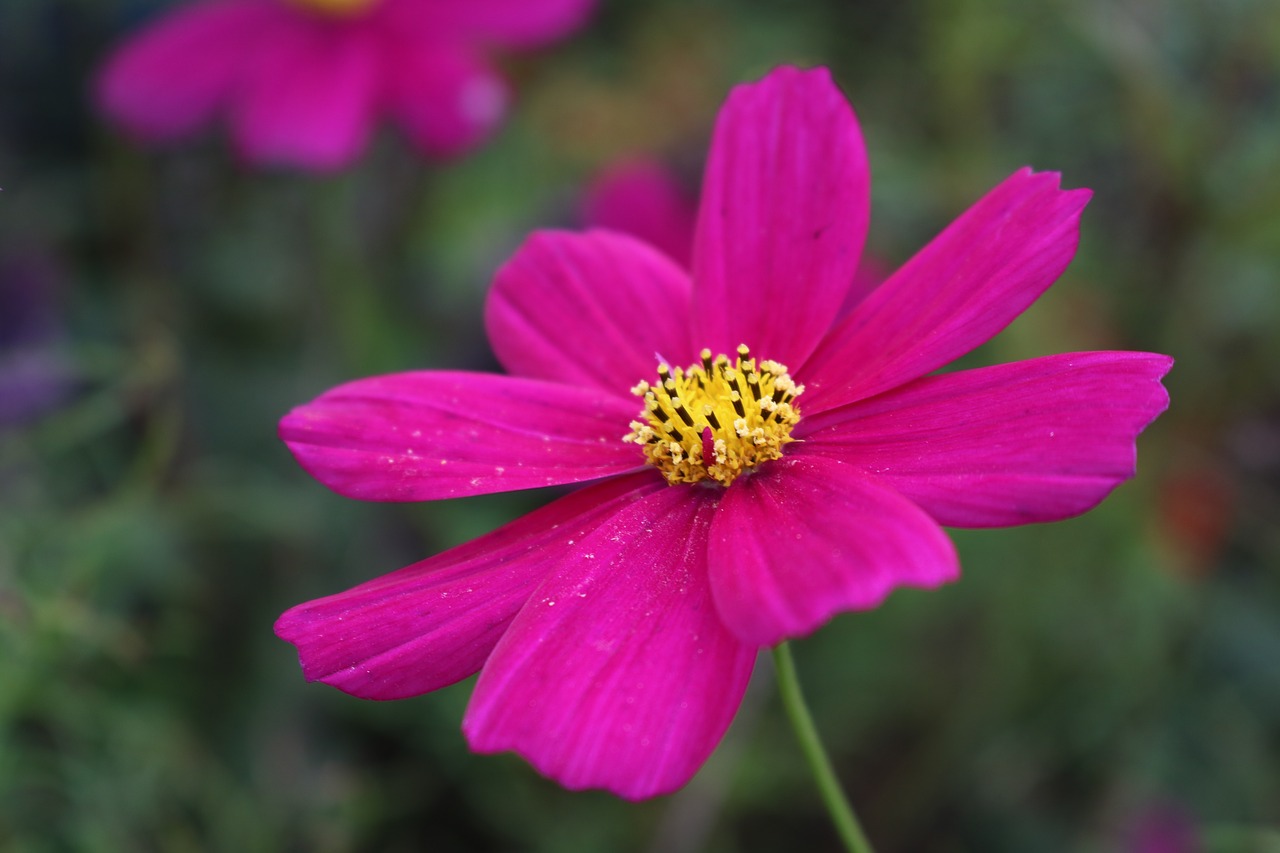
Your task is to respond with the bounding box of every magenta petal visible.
[275,473,660,700]
[691,66,870,369]
[383,43,508,158]
[486,230,694,395]
[837,256,887,319]
[397,0,597,48]
[797,352,1174,527]
[707,455,958,647]
[94,0,273,141]
[463,486,756,800]
[279,371,642,500]
[581,159,696,267]
[230,17,378,171]
[803,168,1092,413]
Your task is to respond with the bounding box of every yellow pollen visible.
[286,0,380,17]
[622,344,804,486]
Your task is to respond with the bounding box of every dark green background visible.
[2,1,1278,850]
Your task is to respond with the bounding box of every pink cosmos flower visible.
[95,0,595,170]
[276,66,1173,799]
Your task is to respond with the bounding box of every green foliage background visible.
[2,1,1278,850]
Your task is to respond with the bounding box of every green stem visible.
[772,643,876,853]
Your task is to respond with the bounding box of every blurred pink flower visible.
[95,0,595,170]
[581,158,698,267]
[276,66,1172,798]
[582,155,884,313]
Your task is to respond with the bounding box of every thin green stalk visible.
[772,642,876,853]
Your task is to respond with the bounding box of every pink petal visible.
[581,158,696,267]
[463,485,756,800]
[837,255,887,318]
[707,455,959,647]
[279,371,644,500]
[275,473,660,700]
[802,168,1092,413]
[382,42,509,158]
[230,14,378,171]
[691,66,870,370]
[94,0,275,141]
[797,352,1174,527]
[485,230,694,396]
[385,0,596,48]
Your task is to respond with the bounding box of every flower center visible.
[623,345,804,487]
[285,0,379,17]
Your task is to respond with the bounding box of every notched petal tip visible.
[735,63,836,93]
[273,607,332,683]
[802,164,1099,412]
[1132,352,1175,429]
[1013,166,1094,210]
[273,474,661,701]
[1150,351,1175,376]
[800,351,1176,528]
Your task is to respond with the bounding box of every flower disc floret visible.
[624,344,804,486]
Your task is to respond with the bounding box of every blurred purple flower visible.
[95,0,596,171]
[275,66,1172,799]
[0,253,72,427]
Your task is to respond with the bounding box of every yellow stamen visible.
[286,0,380,17]
[622,345,804,486]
